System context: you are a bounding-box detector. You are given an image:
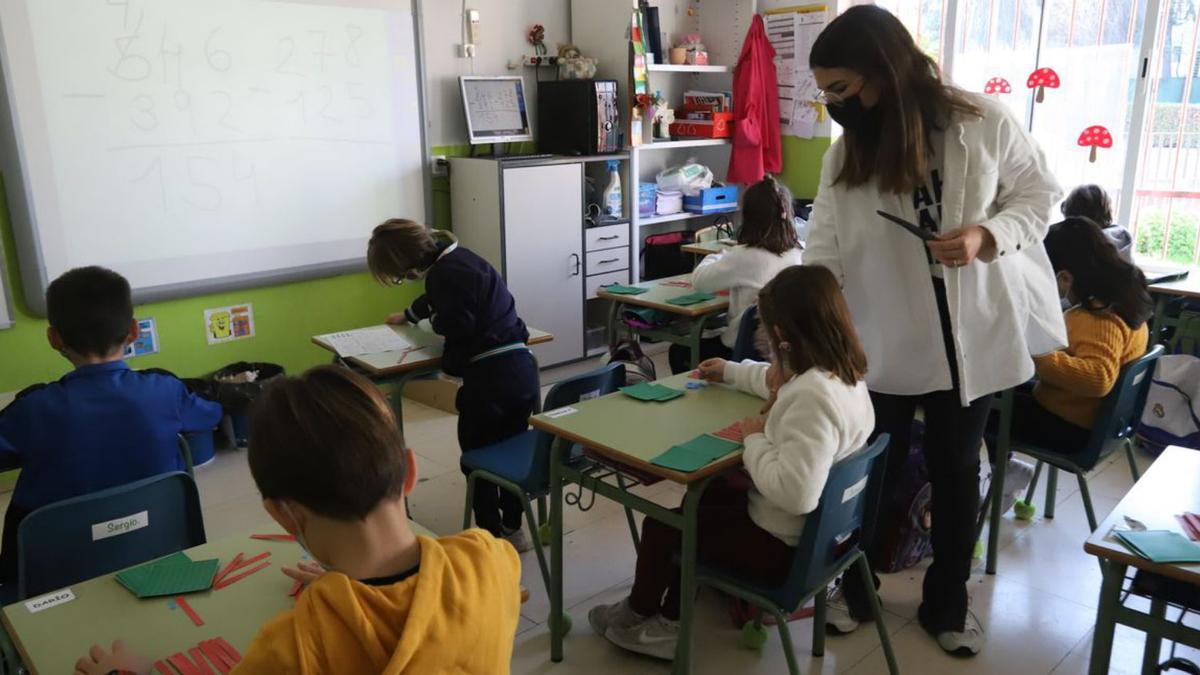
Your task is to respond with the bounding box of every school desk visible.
[529,372,763,674]
[679,239,734,256]
[1085,446,1200,675]
[595,274,729,370]
[1147,272,1200,343]
[1,523,434,674]
[311,324,553,430]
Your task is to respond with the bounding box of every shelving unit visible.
[573,0,756,282]
[646,64,731,73]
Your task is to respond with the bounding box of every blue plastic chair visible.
[731,305,764,362]
[696,435,898,675]
[16,471,206,600]
[1002,345,1164,532]
[462,363,626,594]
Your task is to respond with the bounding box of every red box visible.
[670,112,733,138]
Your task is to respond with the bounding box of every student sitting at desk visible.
[72,366,522,675]
[668,176,804,373]
[589,266,874,660]
[0,266,222,587]
[1059,184,1134,263]
[368,219,539,551]
[1006,218,1151,452]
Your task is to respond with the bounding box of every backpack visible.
[604,337,656,385]
[641,230,695,280]
[876,420,934,573]
[1137,311,1200,453]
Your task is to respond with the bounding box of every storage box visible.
[639,182,657,217]
[670,111,733,138]
[684,184,738,214]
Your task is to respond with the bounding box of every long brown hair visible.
[1044,218,1152,328]
[757,266,867,386]
[809,5,981,194]
[739,176,801,254]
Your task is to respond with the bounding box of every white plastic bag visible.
[1138,354,1200,450]
[656,158,713,196]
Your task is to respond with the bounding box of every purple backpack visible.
[876,421,934,573]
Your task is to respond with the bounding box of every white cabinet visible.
[450,155,631,366]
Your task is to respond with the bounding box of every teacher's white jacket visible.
[805,95,1067,406]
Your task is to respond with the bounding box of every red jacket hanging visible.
[726,14,782,185]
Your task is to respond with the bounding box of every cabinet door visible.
[502,164,583,365]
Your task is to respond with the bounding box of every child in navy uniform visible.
[0,267,223,584]
[368,219,539,551]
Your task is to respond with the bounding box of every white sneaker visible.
[604,614,680,660]
[824,584,861,635]
[936,610,986,656]
[588,597,645,636]
[502,526,534,553]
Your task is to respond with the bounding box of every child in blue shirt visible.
[0,266,223,583]
[368,219,539,551]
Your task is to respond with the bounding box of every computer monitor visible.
[460,76,533,145]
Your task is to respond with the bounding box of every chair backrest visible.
[778,434,890,606]
[731,305,764,362]
[17,472,205,599]
[530,363,627,486]
[1079,344,1165,468]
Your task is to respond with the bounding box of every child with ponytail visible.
[668,176,804,373]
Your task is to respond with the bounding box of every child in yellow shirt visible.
[1013,217,1152,451]
[72,366,522,674]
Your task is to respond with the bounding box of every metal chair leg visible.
[774,607,801,675]
[1125,439,1142,482]
[1077,474,1099,532]
[462,473,477,530]
[857,554,899,675]
[812,588,827,657]
[537,496,548,526]
[1024,460,1043,503]
[521,496,552,593]
[1044,467,1058,519]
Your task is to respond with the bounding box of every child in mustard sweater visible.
[1011,218,1152,451]
[72,366,522,675]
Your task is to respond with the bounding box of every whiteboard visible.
[0,0,430,314]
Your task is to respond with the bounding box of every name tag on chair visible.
[92,510,149,541]
[842,476,869,504]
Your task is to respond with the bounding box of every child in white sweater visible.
[668,176,804,373]
[591,265,875,660]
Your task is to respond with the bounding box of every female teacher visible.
[804,6,1065,657]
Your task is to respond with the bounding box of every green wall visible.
[780,136,831,199]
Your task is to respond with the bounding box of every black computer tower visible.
[536,79,620,156]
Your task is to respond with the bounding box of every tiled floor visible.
[25,352,1194,674]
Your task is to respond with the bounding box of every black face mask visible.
[826,94,879,132]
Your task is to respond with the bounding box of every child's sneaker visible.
[604,614,680,660]
[588,597,644,636]
[501,526,533,553]
[824,584,861,634]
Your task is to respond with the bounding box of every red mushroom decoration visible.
[983,77,1012,95]
[1026,67,1060,103]
[1077,125,1113,163]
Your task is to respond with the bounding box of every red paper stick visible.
[188,647,215,675]
[214,552,270,585]
[168,653,201,675]
[213,561,271,589]
[198,641,232,675]
[289,579,303,597]
[250,533,297,542]
[214,637,242,664]
[154,662,175,675]
[175,596,204,626]
[1185,512,1200,533]
[213,553,244,585]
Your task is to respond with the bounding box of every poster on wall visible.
[123,317,158,359]
[765,5,828,139]
[204,304,255,345]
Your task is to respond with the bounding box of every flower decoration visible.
[527,24,547,56]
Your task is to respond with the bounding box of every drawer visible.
[585,224,630,252]
[586,248,630,275]
[586,270,632,298]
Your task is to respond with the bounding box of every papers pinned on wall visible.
[765,6,829,139]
